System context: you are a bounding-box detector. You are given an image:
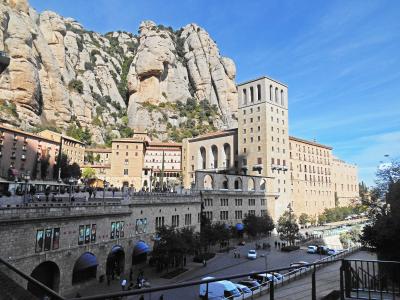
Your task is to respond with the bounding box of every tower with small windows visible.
[237,77,290,219]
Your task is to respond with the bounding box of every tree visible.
[277,211,300,245]
[82,167,96,179]
[243,214,274,237]
[299,213,310,227]
[318,214,327,225]
[54,154,82,180]
[340,226,361,248]
[361,159,400,261]
[310,216,317,226]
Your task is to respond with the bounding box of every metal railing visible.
[341,259,400,299]
[68,246,360,300]
[0,256,65,300]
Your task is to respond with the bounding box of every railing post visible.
[340,260,345,300]
[269,280,274,300]
[205,282,208,300]
[312,266,316,300]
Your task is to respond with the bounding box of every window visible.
[243,89,247,104]
[250,86,254,102]
[275,87,278,102]
[248,210,256,216]
[124,159,128,165]
[257,157,262,164]
[257,84,261,100]
[248,199,255,206]
[235,210,243,219]
[261,209,266,216]
[172,215,180,227]
[235,198,243,206]
[269,85,273,100]
[220,198,229,206]
[155,217,165,229]
[123,169,128,175]
[204,198,213,206]
[184,214,192,226]
[220,211,229,220]
[260,199,266,205]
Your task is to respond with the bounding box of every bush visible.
[281,245,300,252]
[68,79,84,94]
[193,252,215,263]
[84,62,94,71]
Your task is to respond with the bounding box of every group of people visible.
[233,250,241,258]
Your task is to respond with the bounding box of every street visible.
[127,236,329,300]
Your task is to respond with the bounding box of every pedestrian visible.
[107,274,110,286]
[88,188,92,199]
[274,241,277,248]
[121,278,127,291]
[203,259,206,267]
[278,242,281,248]
[129,268,133,281]
[159,294,164,300]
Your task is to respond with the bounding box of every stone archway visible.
[203,174,214,189]
[72,252,98,284]
[106,245,125,278]
[248,178,255,191]
[234,177,242,190]
[132,240,150,266]
[27,261,60,298]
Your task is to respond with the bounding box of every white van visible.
[199,277,241,299]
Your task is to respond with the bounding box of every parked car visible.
[234,283,252,297]
[290,261,310,271]
[317,246,330,255]
[247,250,257,260]
[327,249,342,255]
[307,245,318,254]
[270,272,284,281]
[199,277,241,299]
[238,280,261,290]
[249,273,269,284]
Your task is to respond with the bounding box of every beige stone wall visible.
[237,77,290,219]
[289,136,335,218]
[182,129,238,188]
[39,130,85,165]
[84,148,111,165]
[332,157,359,206]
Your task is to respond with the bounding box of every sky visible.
[30,0,400,186]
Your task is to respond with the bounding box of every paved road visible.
[127,236,329,300]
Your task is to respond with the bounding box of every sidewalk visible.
[259,250,376,300]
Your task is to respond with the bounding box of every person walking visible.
[121,278,127,291]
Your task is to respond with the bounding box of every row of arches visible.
[27,241,149,298]
[241,85,285,106]
[199,143,231,170]
[203,174,266,191]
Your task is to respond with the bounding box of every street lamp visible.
[149,167,154,192]
[23,171,30,203]
[68,177,74,202]
[103,178,106,200]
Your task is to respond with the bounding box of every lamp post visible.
[103,178,106,201]
[68,177,74,202]
[23,171,30,203]
[149,167,154,192]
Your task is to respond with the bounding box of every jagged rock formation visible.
[0,0,238,144]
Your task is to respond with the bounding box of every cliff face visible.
[0,0,238,143]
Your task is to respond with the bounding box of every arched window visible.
[281,90,284,106]
[243,89,247,105]
[204,174,214,189]
[260,179,266,190]
[222,176,229,189]
[248,178,255,191]
[210,145,218,168]
[257,84,262,101]
[234,177,242,190]
[28,261,60,298]
[223,143,231,168]
[269,85,273,101]
[275,87,279,103]
[250,86,254,103]
[199,147,206,169]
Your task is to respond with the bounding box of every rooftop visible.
[0,124,59,144]
[289,136,333,150]
[187,128,238,142]
[237,75,288,88]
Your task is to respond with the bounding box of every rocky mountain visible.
[0,0,238,144]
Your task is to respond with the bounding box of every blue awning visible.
[236,223,244,231]
[74,252,98,270]
[133,241,150,256]
[111,245,123,254]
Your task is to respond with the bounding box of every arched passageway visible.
[106,245,125,279]
[28,261,60,298]
[203,174,214,189]
[234,177,242,190]
[72,252,98,284]
[132,241,150,265]
[211,145,218,168]
[199,147,206,169]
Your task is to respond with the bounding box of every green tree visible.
[318,214,327,225]
[277,211,299,245]
[299,213,310,227]
[340,226,361,248]
[243,214,274,237]
[54,154,82,180]
[82,167,96,179]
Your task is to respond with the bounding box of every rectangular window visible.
[257,84,261,100]
[79,225,85,244]
[110,222,116,239]
[248,210,256,216]
[91,224,97,243]
[124,169,128,175]
[52,228,60,250]
[35,229,44,253]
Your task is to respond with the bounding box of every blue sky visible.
[30,0,400,186]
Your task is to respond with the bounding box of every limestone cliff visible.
[0,0,238,144]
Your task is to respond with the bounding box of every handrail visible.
[70,252,353,300]
[0,256,65,300]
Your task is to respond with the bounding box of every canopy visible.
[133,241,150,256]
[74,252,98,270]
[236,223,244,231]
[111,245,124,254]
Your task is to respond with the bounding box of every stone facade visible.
[0,124,59,181]
[0,194,201,295]
[289,136,335,217]
[332,157,359,206]
[39,130,85,166]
